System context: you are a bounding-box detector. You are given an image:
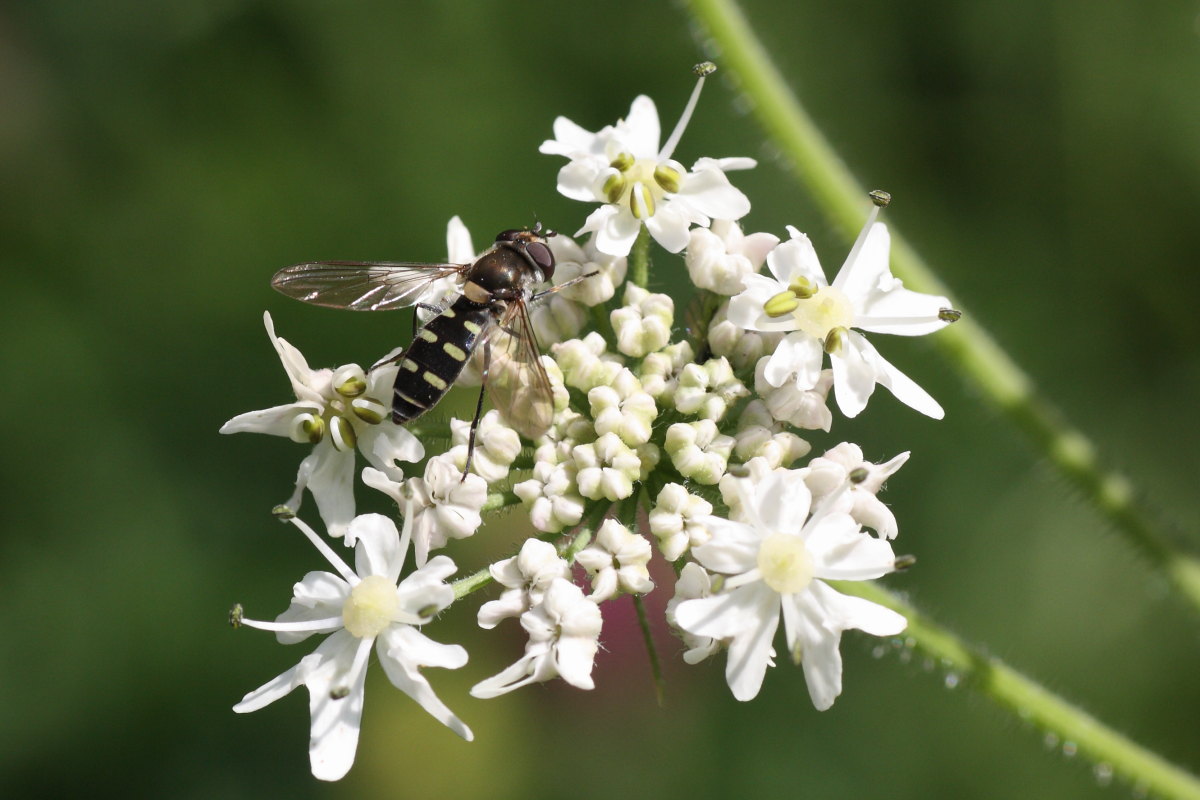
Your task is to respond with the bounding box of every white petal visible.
[806,514,897,580]
[377,626,473,740]
[554,635,599,690]
[739,231,780,268]
[470,652,540,698]
[219,402,316,437]
[445,216,476,264]
[264,311,325,404]
[752,470,812,536]
[767,230,826,286]
[305,441,357,538]
[855,285,952,336]
[276,570,351,644]
[677,168,750,221]
[587,206,641,258]
[621,95,661,158]
[810,581,907,637]
[852,494,900,540]
[305,633,371,781]
[692,156,757,172]
[764,333,824,389]
[358,422,424,480]
[557,159,604,202]
[721,584,782,701]
[727,275,795,332]
[832,221,890,300]
[829,334,877,418]
[644,203,693,254]
[787,591,843,710]
[690,516,760,575]
[540,115,600,156]
[350,514,405,582]
[855,334,944,419]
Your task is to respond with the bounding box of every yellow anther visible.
[788,276,818,299]
[609,152,634,172]
[603,173,626,203]
[629,182,655,219]
[653,164,681,194]
[824,327,848,355]
[763,290,800,318]
[329,415,357,451]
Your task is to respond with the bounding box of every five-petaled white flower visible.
[470,577,603,698]
[672,466,907,708]
[220,312,424,537]
[233,513,472,781]
[728,203,956,419]
[540,76,754,257]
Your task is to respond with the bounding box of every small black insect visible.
[271,224,588,476]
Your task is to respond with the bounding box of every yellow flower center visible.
[342,575,400,638]
[606,153,682,220]
[757,532,814,595]
[791,285,854,341]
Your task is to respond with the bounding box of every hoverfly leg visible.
[529,270,600,306]
[369,345,408,372]
[462,337,491,482]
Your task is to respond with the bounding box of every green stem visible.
[683,0,1200,615]
[630,225,652,288]
[831,580,1200,800]
[633,593,666,706]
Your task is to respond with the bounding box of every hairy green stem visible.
[831,580,1200,800]
[683,0,1200,614]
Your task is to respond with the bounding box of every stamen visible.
[238,615,345,633]
[288,515,357,583]
[329,415,357,451]
[603,172,626,203]
[763,290,800,318]
[290,413,325,445]
[629,182,655,219]
[653,164,682,194]
[833,190,888,292]
[658,62,716,162]
[939,308,962,323]
[610,152,634,171]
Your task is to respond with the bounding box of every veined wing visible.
[271,261,466,311]
[483,301,555,441]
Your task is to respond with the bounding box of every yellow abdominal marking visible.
[423,371,448,391]
[418,328,438,343]
[442,342,468,361]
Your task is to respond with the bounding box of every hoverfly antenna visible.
[529,217,556,239]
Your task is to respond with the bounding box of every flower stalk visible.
[835,580,1200,800]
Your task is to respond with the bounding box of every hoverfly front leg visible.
[528,271,600,305]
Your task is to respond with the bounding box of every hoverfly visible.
[271,224,588,476]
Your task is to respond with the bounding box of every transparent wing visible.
[483,301,555,441]
[271,261,467,311]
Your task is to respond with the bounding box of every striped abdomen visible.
[391,296,492,425]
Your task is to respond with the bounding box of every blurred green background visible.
[2,1,1198,797]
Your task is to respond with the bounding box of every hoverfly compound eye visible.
[496,229,523,242]
[526,241,555,280]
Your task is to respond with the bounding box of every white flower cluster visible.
[223,67,958,780]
